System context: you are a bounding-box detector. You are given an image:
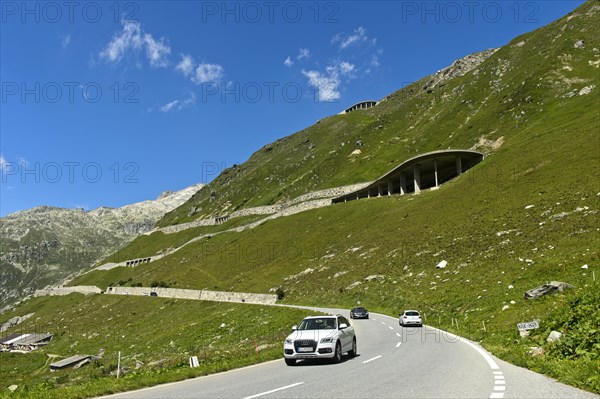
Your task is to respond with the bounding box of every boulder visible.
[524,281,574,299]
[436,260,448,269]
[547,331,562,343]
[528,347,545,356]
[579,85,595,96]
[574,40,585,49]
[7,385,18,392]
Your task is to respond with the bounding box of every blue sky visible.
[0,0,586,216]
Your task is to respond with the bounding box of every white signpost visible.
[189,356,199,368]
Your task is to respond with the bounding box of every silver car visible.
[399,310,422,327]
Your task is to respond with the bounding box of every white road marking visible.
[396,342,401,348]
[396,332,401,337]
[362,355,382,364]
[380,321,386,325]
[372,318,377,321]
[388,326,394,330]
[242,382,305,399]
[439,329,500,370]
[372,312,507,399]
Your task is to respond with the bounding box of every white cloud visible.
[303,60,356,102]
[144,34,170,67]
[176,54,194,76]
[159,92,196,113]
[283,56,293,67]
[60,34,71,48]
[100,20,143,63]
[193,63,224,84]
[302,70,341,102]
[160,100,180,112]
[332,26,368,50]
[297,48,311,60]
[338,61,355,76]
[99,20,170,67]
[371,54,380,67]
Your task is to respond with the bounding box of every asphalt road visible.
[103,308,598,399]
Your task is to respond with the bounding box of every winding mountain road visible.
[102,308,597,399]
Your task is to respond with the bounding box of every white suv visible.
[283,315,357,365]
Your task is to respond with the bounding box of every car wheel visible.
[399,320,403,327]
[285,358,296,366]
[348,338,357,357]
[332,341,342,363]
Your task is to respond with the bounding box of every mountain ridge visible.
[0,183,204,308]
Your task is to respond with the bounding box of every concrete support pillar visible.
[388,180,394,195]
[414,165,421,194]
[456,157,462,176]
[378,185,383,197]
[400,173,406,195]
[434,159,439,187]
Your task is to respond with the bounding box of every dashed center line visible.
[380,321,386,326]
[396,342,402,348]
[362,355,382,364]
[396,332,401,337]
[388,326,394,330]
[243,382,304,399]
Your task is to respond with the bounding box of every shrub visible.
[275,287,285,301]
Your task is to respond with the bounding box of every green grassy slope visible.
[0,295,313,398]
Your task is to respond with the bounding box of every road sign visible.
[517,321,539,331]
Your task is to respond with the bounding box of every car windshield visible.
[297,318,337,330]
[405,311,420,316]
[353,307,366,312]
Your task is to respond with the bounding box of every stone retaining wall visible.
[158,182,372,235]
[160,218,216,234]
[93,254,166,271]
[106,287,277,305]
[34,286,102,297]
[288,182,372,205]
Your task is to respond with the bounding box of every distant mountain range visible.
[0,183,203,309]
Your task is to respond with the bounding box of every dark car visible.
[349,307,369,319]
[150,292,158,297]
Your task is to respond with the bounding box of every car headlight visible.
[320,337,334,343]
[284,338,293,344]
